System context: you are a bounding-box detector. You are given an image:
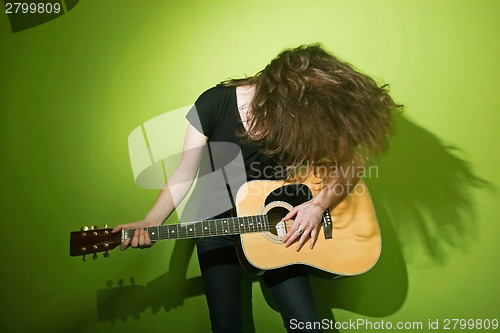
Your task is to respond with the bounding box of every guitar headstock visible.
[70,225,121,261]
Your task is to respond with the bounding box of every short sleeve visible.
[186,87,223,138]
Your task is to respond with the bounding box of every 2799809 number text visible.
[443,318,498,330]
[5,2,62,14]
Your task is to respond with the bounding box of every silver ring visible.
[297,227,304,235]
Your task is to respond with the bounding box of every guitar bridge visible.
[322,209,333,239]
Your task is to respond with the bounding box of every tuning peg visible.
[93,253,98,260]
[103,251,110,258]
[81,226,89,231]
[91,225,99,230]
[82,255,86,262]
[104,224,109,229]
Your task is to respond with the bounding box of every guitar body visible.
[236,178,381,276]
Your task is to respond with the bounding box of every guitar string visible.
[123,215,270,240]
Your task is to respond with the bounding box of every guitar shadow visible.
[96,240,202,325]
[96,114,489,331]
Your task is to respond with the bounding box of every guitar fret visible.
[231,217,237,235]
[241,216,247,233]
[148,226,160,241]
[123,215,269,243]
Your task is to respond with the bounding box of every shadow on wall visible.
[94,114,489,331]
[371,112,491,264]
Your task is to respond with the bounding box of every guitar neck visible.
[122,215,270,242]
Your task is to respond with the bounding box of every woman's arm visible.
[112,124,208,250]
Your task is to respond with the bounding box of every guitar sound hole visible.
[266,206,290,236]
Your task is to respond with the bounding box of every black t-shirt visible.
[186,85,280,182]
[183,86,281,221]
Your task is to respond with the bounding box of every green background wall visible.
[1,1,498,332]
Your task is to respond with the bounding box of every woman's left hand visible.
[282,200,325,251]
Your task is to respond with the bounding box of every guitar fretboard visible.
[123,215,269,241]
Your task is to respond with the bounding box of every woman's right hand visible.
[112,220,155,251]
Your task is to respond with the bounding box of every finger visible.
[309,227,320,249]
[282,229,293,243]
[120,237,131,251]
[139,228,147,246]
[282,217,302,243]
[113,223,133,233]
[295,229,311,252]
[283,208,298,221]
[131,229,140,247]
[112,225,124,233]
[284,224,302,246]
[144,229,152,246]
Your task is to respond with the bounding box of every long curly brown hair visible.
[222,43,401,178]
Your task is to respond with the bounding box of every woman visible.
[113,44,399,332]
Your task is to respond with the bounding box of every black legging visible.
[197,238,322,333]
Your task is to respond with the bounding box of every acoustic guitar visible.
[70,177,381,276]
